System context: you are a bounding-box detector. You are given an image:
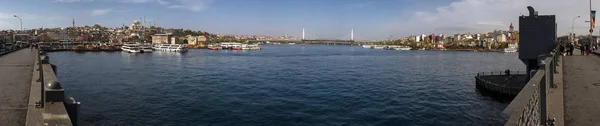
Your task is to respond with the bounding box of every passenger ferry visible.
[220,42,242,50]
[373,45,386,49]
[152,44,187,52]
[140,45,153,53]
[166,44,188,52]
[121,44,141,53]
[241,44,261,50]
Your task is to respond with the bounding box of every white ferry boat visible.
[373,45,386,49]
[152,44,170,51]
[247,44,261,50]
[394,46,412,51]
[140,45,153,53]
[221,43,232,50]
[221,42,242,50]
[241,44,261,50]
[121,44,141,53]
[362,45,375,48]
[500,47,517,53]
[166,44,188,52]
[208,44,220,50]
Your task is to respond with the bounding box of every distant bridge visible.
[247,39,380,46]
[247,28,381,45]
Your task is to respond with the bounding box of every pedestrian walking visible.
[580,44,585,55]
[586,45,591,55]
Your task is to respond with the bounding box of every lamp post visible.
[13,15,22,31]
[590,0,593,47]
[573,16,581,42]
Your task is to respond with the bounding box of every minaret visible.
[351,28,354,40]
[72,18,75,28]
[302,28,305,40]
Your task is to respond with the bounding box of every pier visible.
[475,71,528,97]
[502,6,600,126]
[0,48,79,126]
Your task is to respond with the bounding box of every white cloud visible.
[168,0,213,12]
[0,12,64,30]
[122,0,168,5]
[157,0,169,5]
[386,0,597,37]
[54,0,94,3]
[91,9,111,16]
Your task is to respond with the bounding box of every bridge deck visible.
[564,49,600,126]
[0,49,35,126]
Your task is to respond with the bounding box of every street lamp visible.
[572,16,581,36]
[13,15,22,31]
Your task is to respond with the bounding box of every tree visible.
[143,33,152,42]
[93,24,102,29]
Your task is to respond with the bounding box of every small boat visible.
[500,47,517,53]
[288,43,296,45]
[208,44,220,50]
[72,45,85,51]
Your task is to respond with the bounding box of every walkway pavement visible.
[0,49,35,126]
[564,49,600,126]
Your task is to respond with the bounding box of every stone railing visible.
[26,50,81,126]
[503,48,559,126]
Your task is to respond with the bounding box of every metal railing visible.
[476,71,525,76]
[504,42,561,126]
[35,49,45,108]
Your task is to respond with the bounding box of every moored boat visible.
[500,47,517,53]
[208,44,220,50]
[121,44,141,53]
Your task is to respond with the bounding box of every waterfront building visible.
[151,34,171,44]
[496,34,507,43]
[186,35,207,45]
[453,34,462,42]
[170,36,178,44]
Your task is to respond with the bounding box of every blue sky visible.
[0,0,596,40]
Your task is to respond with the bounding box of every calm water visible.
[49,45,524,126]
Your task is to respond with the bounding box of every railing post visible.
[36,50,45,108]
[539,59,548,125]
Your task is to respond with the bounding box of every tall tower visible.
[302,28,305,40]
[351,29,354,40]
[72,18,75,28]
[509,22,514,32]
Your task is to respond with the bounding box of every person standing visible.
[560,44,565,56]
[569,43,575,56]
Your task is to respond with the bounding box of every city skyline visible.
[0,0,597,40]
